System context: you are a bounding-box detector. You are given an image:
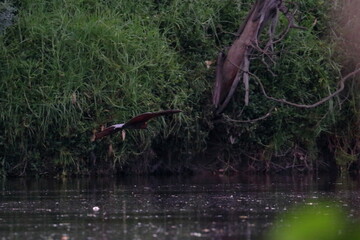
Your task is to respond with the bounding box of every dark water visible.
[0,174,360,240]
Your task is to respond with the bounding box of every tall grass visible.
[0,0,245,175]
[0,0,180,175]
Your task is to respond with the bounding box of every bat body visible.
[94,110,181,140]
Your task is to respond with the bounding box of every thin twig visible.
[223,106,275,123]
[273,2,306,45]
[251,41,277,65]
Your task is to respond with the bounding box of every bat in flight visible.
[93,109,181,141]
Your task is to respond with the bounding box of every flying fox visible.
[93,110,181,140]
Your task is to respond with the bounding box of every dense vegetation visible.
[0,0,358,176]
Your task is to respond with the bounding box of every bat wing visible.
[123,109,181,128]
[94,110,181,140]
[94,123,124,140]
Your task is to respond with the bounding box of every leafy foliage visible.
[267,202,360,240]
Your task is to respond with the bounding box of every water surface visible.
[1,174,360,240]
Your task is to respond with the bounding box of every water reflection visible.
[0,174,359,240]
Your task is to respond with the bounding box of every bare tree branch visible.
[223,106,275,123]
[222,56,360,110]
[249,68,360,108]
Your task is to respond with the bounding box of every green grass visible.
[0,0,184,175]
[0,0,242,175]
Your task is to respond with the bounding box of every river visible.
[0,173,359,240]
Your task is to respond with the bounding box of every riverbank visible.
[1,0,359,176]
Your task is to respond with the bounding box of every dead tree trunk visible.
[213,0,282,114]
[213,0,360,116]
